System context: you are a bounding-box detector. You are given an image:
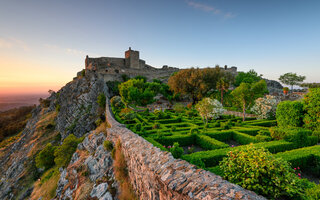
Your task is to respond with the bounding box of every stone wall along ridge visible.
[105,99,266,200]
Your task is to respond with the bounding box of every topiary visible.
[219,145,302,199]
[170,142,184,159]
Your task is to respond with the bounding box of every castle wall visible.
[104,99,265,200]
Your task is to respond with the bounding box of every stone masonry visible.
[104,99,266,200]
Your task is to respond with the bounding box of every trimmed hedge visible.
[232,131,257,145]
[155,134,195,146]
[196,135,229,150]
[145,137,168,151]
[234,128,260,136]
[276,101,304,128]
[204,130,233,142]
[183,140,295,167]
[246,120,277,127]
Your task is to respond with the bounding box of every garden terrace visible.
[112,105,320,198]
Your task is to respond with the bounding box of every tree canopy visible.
[279,72,306,91]
[168,67,234,104]
[234,69,262,86]
[231,80,267,121]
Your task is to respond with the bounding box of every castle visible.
[85,48,238,82]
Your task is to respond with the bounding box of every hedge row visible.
[232,131,258,145]
[233,128,261,136]
[145,137,168,151]
[246,120,277,127]
[204,130,233,142]
[155,134,195,146]
[183,140,295,167]
[195,135,229,150]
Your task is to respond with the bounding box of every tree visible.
[231,80,267,121]
[251,95,279,119]
[303,88,320,131]
[234,69,262,86]
[168,67,234,104]
[97,93,106,108]
[195,98,225,124]
[279,72,306,92]
[216,78,230,105]
[54,134,83,168]
[35,143,56,170]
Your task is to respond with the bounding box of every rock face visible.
[104,100,266,200]
[55,132,118,200]
[265,79,283,94]
[55,71,109,139]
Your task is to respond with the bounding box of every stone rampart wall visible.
[105,99,266,200]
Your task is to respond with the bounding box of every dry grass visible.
[113,140,137,200]
[31,167,60,200]
[93,122,107,135]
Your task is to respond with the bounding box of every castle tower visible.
[125,47,140,69]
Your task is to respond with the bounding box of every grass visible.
[113,140,137,200]
[31,167,60,200]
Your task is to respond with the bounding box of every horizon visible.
[1,0,319,95]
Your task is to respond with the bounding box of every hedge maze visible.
[114,108,319,182]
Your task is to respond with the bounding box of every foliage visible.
[279,72,306,91]
[303,88,320,131]
[300,82,320,88]
[118,79,156,106]
[276,101,304,128]
[220,145,302,199]
[97,93,106,108]
[231,80,267,121]
[81,69,85,77]
[234,69,262,87]
[251,95,279,119]
[54,134,83,168]
[35,143,56,170]
[196,135,229,150]
[305,184,320,200]
[170,142,184,158]
[173,103,185,113]
[134,75,147,82]
[168,67,234,103]
[121,74,130,82]
[106,81,121,96]
[216,78,230,105]
[104,140,114,151]
[110,96,124,109]
[0,105,34,141]
[195,98,225,124]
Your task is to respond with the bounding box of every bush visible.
[156,134,195,147]
[220,145,302,199]
[54,134,83,168]
[196,135,229,150]
[171,126,176,132]
[97,93,106,108]
[305,184,320,200]
[190,157,205,168]
[269,127,288,140]
[110,96,124,109]
[35,143,56,170]
[134,123,142,132]
[170,142,184,158]
[276,101,304,128]
[173,103,185,113]
[303,88,320,131]
[233,131,257,144]
[190,128,199,135]
[152,123,160,129]
[103,140,114,151]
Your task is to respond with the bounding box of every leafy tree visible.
[168,67,233,104]
[220,145,302,199]
[279,72,306,92]
[216,78,230,105]
[303,88,320,131]
[97,93,106,108]
[134,75,147,83]
[54,134,83,168]
[35,143,56,170]
[300,82,320,88]
[118,79,156,107]
[234,69,262,86]
[195,98,225,124]
[231,80,267,121]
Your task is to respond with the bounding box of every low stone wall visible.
[105,99,266,200]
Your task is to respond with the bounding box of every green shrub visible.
[54,134,83,168]
[173,103,185,113]
[95,118,103,127]
[170,126,176,132]
[269,127,288,140]
[208,166,224,176]
[145,137,168,151]
[255,135,272,142]
[97,93,106,108]
[305,184,320,200]
[189,157,205,168]
[205,131,233,142]
[312,131,320,141]
[110,96,124,109]
[170,142,184,158]
[35,143,56,170]
[232,131,257,145]
[220,145,302,199]
[156,134,195,147]
[276,101,304,128]
[152,123,160,129]
[303,88,320,131]
[134,123,142,131]
[190,128,199,135]
[196,135,229,150]
[103,140,113,151]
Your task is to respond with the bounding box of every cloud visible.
[186,1,236,19]
[0,37,30,51]
[44,44,98,57]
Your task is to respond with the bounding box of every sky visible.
[0,0,319,95]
